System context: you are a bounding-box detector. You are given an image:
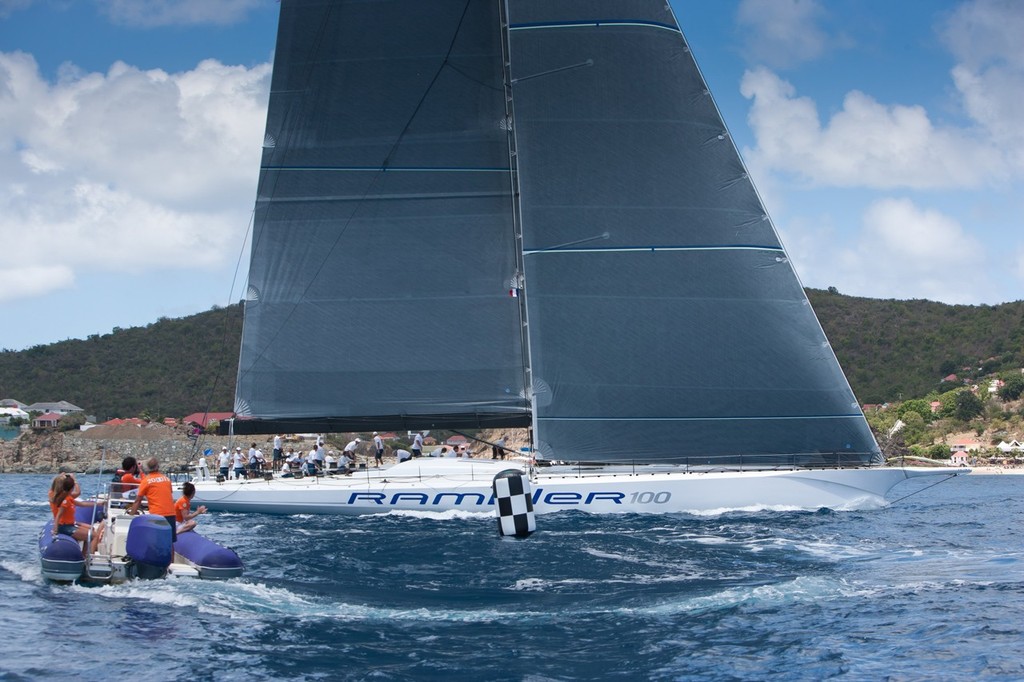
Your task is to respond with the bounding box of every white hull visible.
[191,459,969,516]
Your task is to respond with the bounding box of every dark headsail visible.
[234,0,530,432]
[506,2,879,465]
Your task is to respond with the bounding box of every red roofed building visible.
[32,412,62,429]
[104,417,147,427]
[182,412,234,428]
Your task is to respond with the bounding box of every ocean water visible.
[1,473,1021,681]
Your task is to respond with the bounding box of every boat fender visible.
[492,469,536,538]
[125,515,173,579]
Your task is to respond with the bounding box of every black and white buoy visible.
[492,469,536,538]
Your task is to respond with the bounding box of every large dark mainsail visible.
[233,0,530,432]
[230,0,881,468]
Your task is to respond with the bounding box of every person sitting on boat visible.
[395,449,412,463]
[49,473,105,555]
[279,457,294,478]
[304,448,319,475]
[337,451,354,475]
[128,457,178,543]
[174,482,207,535]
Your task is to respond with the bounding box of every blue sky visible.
[1,0,1022,351]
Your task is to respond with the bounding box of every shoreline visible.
[965,466,1024,475]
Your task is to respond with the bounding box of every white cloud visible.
[0,264,74,302]
[943,0,1024,172]
[736,0,830,68]
[739,67,1006,189]
[0,50,270,301]
[789,198,989,303]
[99,0,265,27]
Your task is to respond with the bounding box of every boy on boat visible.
[175,482,207,534]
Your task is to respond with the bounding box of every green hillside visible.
[1,290,1022,419]
[0,305,242,420]
[808,288,1024,404]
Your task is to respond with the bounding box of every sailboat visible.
[192,0,965,515]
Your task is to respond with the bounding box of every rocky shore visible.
[0,425,532,474]
[0,424,240,474]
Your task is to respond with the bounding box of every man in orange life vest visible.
[128,457,178,542]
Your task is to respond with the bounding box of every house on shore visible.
[26,401,84,415]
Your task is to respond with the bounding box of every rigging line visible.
[239,0,477,385]
[180,207,256,470]
[888,472,964,506]
[511,59,592,84]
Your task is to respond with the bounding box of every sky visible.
[1,0,1022,351]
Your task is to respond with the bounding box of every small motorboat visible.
[39,487,243,584]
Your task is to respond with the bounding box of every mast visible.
[499,0,538,446]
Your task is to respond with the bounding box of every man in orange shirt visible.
[128,457,178,542]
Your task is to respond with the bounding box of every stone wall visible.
[0,429,249,474]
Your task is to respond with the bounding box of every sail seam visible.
[523,245,784,255]
[510,20,679,33]
[538,415,866,421]
[260,166,510,172]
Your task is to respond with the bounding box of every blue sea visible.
[1,473,1021,681]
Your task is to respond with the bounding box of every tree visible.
[57,412,87,432]
[897,399,933,423]
[998,374,1024,402]
[953,391,983,422]
[901,412,926,444]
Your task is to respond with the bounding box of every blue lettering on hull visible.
[347,489,664,508]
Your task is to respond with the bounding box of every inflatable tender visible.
[38,497,243,584]
[174,531,244,579]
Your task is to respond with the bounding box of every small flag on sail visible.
[509,288,520,297]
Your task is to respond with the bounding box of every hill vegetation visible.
[1,289,1022,426]
[808,288,1024,404]
[0,305,241,421]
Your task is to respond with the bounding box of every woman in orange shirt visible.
[49,473,105,554]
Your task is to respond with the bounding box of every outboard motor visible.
[125,515,173,579]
